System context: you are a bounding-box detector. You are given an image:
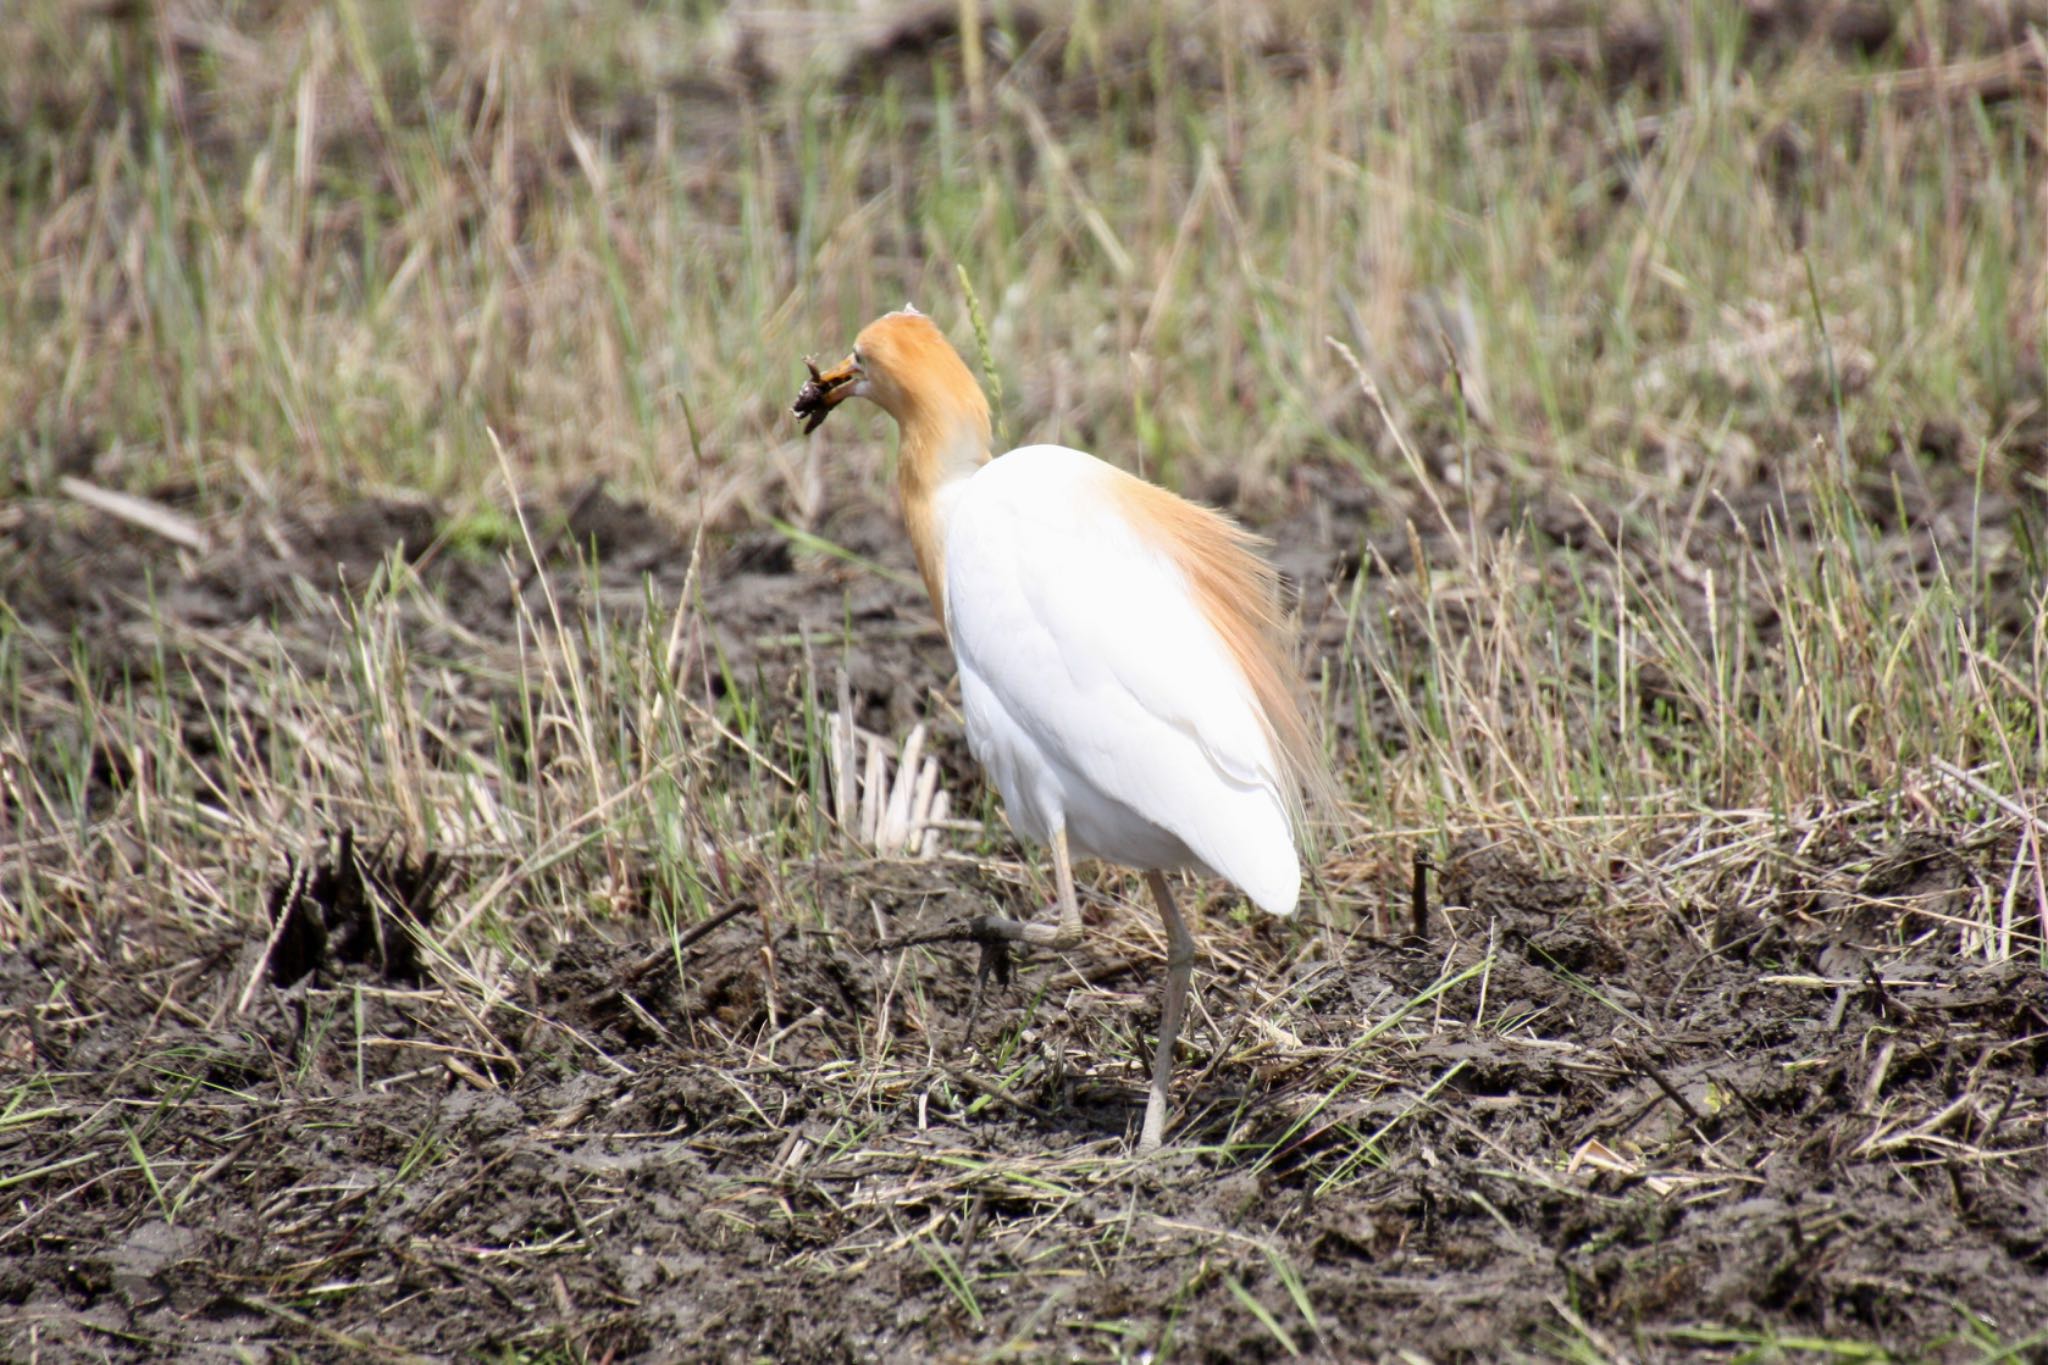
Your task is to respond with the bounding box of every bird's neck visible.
[896,395,991,625]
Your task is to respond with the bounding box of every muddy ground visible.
[3,445,2047,1362]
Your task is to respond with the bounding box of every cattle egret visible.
[794,307,1329,1153]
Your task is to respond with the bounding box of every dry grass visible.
[3,0,2039,943]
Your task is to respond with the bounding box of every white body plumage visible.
[793,307,1326,1151]
[942,446,1302,915]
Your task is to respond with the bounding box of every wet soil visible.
[3,838,2045,1361]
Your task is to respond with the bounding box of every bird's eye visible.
[851,347,864,369]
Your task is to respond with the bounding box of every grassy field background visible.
[4,1,2048,1359]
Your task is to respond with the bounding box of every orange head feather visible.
[793,308,993,624]
[851,310,992,438]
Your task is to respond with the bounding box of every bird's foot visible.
[876,907,1081,991]
[966,911,1083,985]
[966,911,1082,950]
[870,906,1086,1064]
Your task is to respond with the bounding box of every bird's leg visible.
[970,826,1085,951]
[1044,826,1084,946]
[1138,869,1196,1155]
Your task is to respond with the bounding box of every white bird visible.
[794,306,1329,1153]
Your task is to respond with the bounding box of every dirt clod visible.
[266,828,455,986]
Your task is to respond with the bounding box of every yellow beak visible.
[792,354,860,434]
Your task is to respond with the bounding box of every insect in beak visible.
[792,355,860,434]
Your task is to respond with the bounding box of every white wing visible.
[944,446,1300,914]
